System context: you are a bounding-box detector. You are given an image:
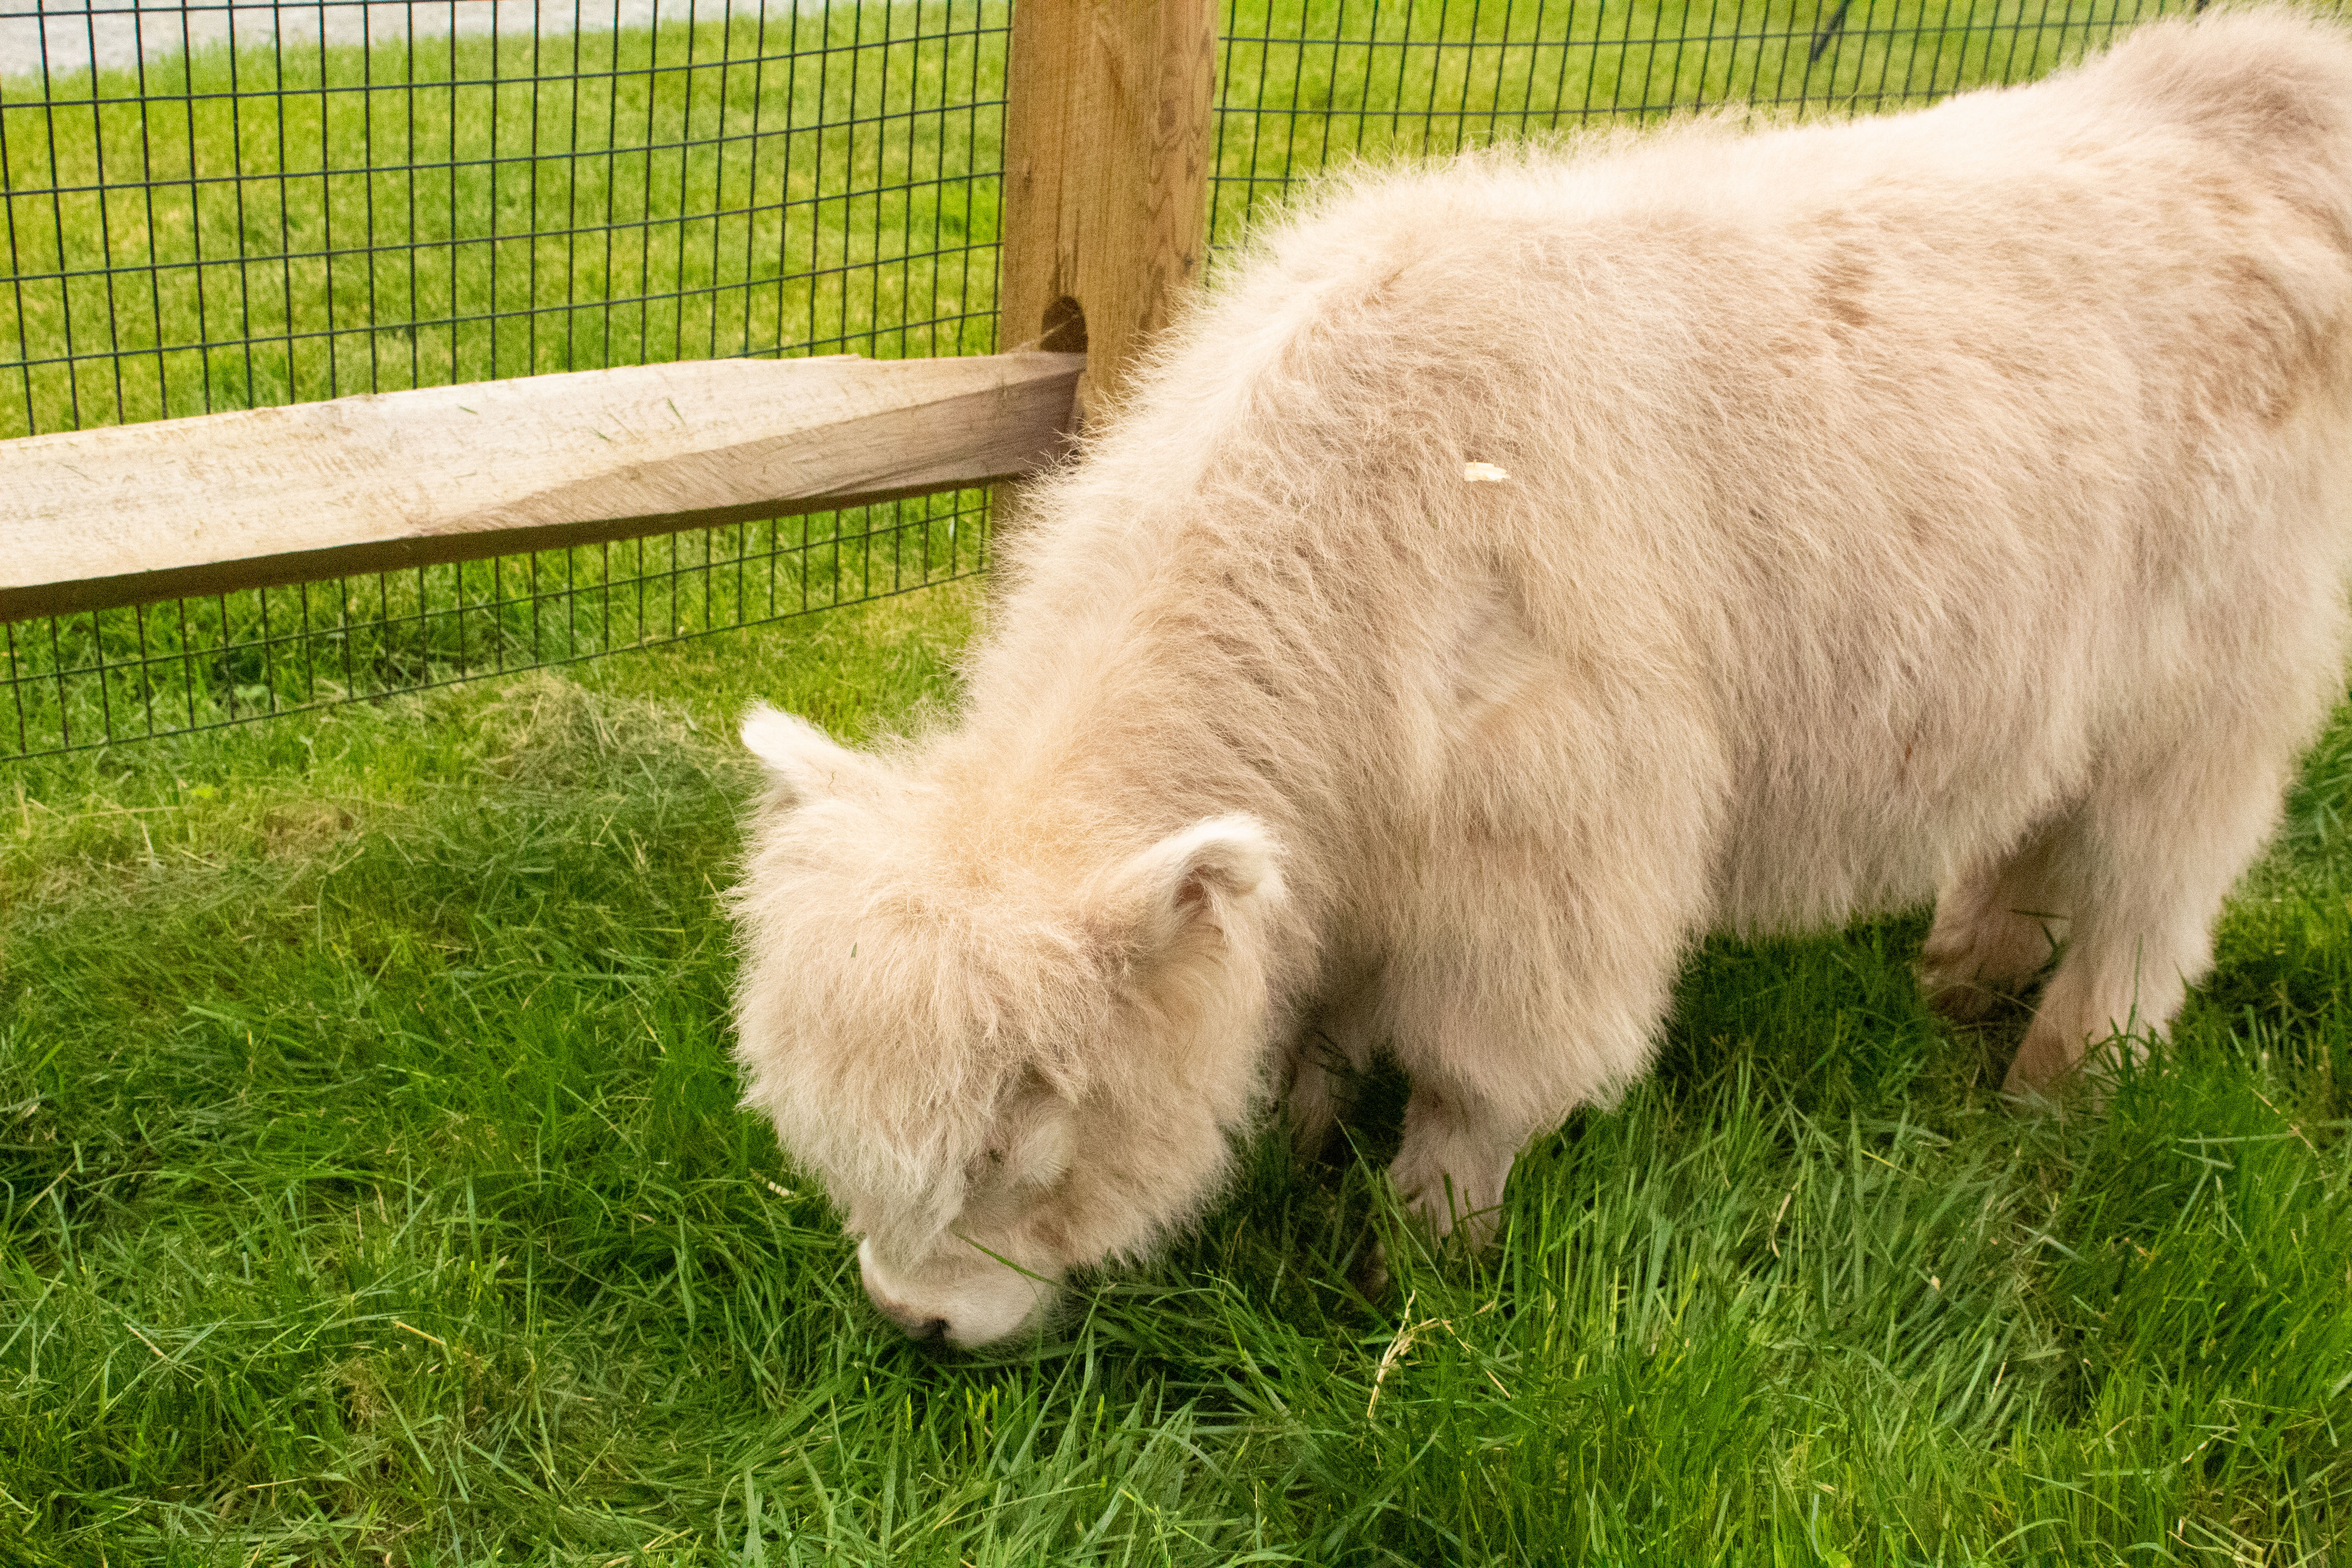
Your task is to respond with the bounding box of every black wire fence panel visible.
[8,495,988,755]
[2,0,1006,431]
[1210,0,2200,245]
[1,0,2214,756]
[4,0,1007,756]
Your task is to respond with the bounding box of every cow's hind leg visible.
[2004,749,2293,1098]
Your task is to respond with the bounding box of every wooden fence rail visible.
[0,353,1083,622]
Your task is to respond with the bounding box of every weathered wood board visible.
[0,351,1084,620]
[998,0,1215,424]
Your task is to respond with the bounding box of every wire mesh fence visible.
[5,0,1007,756]
[6,0,2200,758]
[5,497,988,754]
[2,0,1007,431]
[1207,0,2194,245]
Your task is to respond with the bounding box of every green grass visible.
[10,0,2347,1560]
[5,580,2351,1564]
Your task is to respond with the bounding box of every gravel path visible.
[1,0,784,80]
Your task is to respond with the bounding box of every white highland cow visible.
[732,9,2352,1346]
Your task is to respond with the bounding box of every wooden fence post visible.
[997,0,1218,428]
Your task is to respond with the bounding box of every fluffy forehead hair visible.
[729,784,1116,1224]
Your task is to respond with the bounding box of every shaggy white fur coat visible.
[732,9,2352,1346]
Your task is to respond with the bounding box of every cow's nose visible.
[882,1303,951,1341]
[864,1279,950,1341]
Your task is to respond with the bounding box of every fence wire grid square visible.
[6,0,2206,758]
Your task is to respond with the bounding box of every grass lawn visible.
[10,0,2349,1562]
[7,579,2352,1564]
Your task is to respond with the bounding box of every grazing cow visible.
[730,8,2352,1346]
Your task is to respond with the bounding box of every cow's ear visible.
[1093,815,1285,961]
[740,704,881,805]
